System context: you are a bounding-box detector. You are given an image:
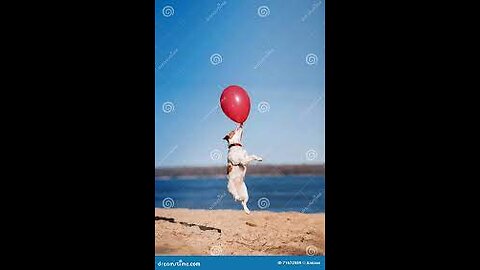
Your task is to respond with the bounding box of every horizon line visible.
[155,163,325,169]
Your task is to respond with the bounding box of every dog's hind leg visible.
[238,182,250,214]
[241,200,250,214]
[227,180,240,201]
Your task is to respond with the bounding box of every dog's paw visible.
[244,208,251,215]
[257,157,263,162]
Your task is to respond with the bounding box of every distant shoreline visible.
[155,173,324,180]
[155,164,324,178]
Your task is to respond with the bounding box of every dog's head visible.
[223,125,243,144]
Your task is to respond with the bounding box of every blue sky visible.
[156,0,325,167]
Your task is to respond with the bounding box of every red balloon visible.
[220,85,251,124]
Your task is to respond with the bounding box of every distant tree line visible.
[155,164,325,177]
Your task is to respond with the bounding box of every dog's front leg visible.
[249,154,263,162]
[240,154,263,165]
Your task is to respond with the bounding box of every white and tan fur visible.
[223,125,263,214]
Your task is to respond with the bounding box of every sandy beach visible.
[155,208,325,256]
